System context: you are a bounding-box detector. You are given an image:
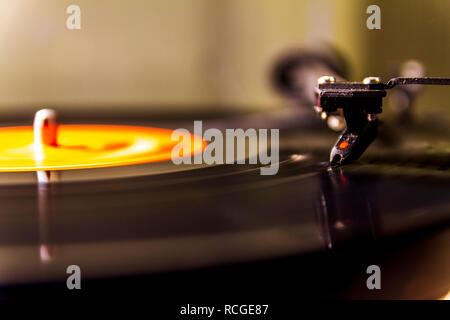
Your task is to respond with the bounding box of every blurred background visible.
[0,0,448,118]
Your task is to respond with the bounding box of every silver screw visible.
[313,105,323,114]
[363,77,381,84]
[317,76,336,85]
[327,115,346,131]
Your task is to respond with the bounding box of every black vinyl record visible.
[0,114,448,300]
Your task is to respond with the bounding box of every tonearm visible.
[315,76,450,166]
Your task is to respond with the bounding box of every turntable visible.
[0,45,448,303]
[0,94,449,302]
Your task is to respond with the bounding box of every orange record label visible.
[0,125,205,172]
